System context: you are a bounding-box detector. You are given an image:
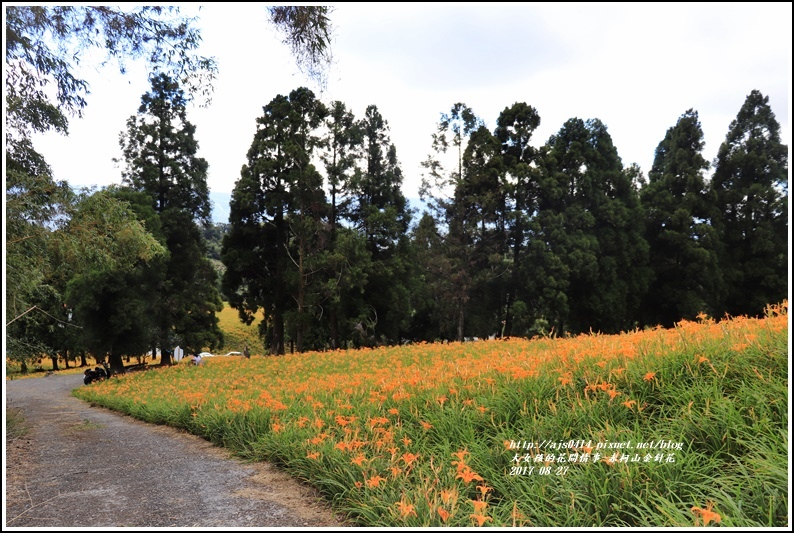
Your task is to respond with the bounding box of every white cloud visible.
[23,3,792,212]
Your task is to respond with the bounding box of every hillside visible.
[216,302,265,355]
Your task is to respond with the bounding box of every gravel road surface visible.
[5,373,348,528]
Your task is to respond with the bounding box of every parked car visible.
[198,351,213,357]
[224,351,242,356]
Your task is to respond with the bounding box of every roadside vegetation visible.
[73,302,788,527]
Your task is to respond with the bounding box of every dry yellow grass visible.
[216,302,265,355]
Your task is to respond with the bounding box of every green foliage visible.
[5,6,217,158]
[267,6,334,89]
[641,109,722,327]
[118,73,212,223]
[116,75,223,364]
[223,87,328,354]
[711,90,788,318]
[6,178,165,366]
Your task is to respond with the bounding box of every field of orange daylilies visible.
[75,302,789,527]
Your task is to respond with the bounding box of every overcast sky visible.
[26,3,793,221]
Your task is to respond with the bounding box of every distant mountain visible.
[210,191,232,224]
[210,192,429,226]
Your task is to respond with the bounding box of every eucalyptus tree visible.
[5,4,335,364]
[711,90,788,317]
[5,5,212,365]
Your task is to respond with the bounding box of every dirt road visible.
[5,373,348,528]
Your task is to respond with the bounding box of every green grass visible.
[6,408,29,440]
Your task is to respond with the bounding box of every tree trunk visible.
[160,345,173,366]
[457,305,465,342]
[330,308,339,350]
[50,354,59,371]
[109,350,125,375]
[272,308,285,355]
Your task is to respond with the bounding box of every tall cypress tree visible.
[711,90,788,317]
[119,73,211,223]
[531,118,648,334]
[640,109,721,327]
[319,100,364,349]
[494,102,541,337]
[349,105,413,345]
[222,87,327,354]
[118,73,222,363]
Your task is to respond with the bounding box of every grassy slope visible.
[216,302,265,355]
[73,302,790,526]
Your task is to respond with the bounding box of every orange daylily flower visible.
[470,513,492,526]
[456,467,484,483]
[437,507,451,522]
[440,488,458,504]
[306,451,320,459]
[351,454,367,466]
[368,416,389,427]
[335,415,353,427]
[622,399,637,409]
[607,388,621,400]
[451,450,470,462]
[402,452,419,466]
[691,501,721,526]
[366,475,386,488]
[643,371,656,381]
[401,436,412,446]
[420,421,433,430]
[396,500,417,518]
[388,408,399,415]
[471,500,488,513]
[476,484,492,497]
